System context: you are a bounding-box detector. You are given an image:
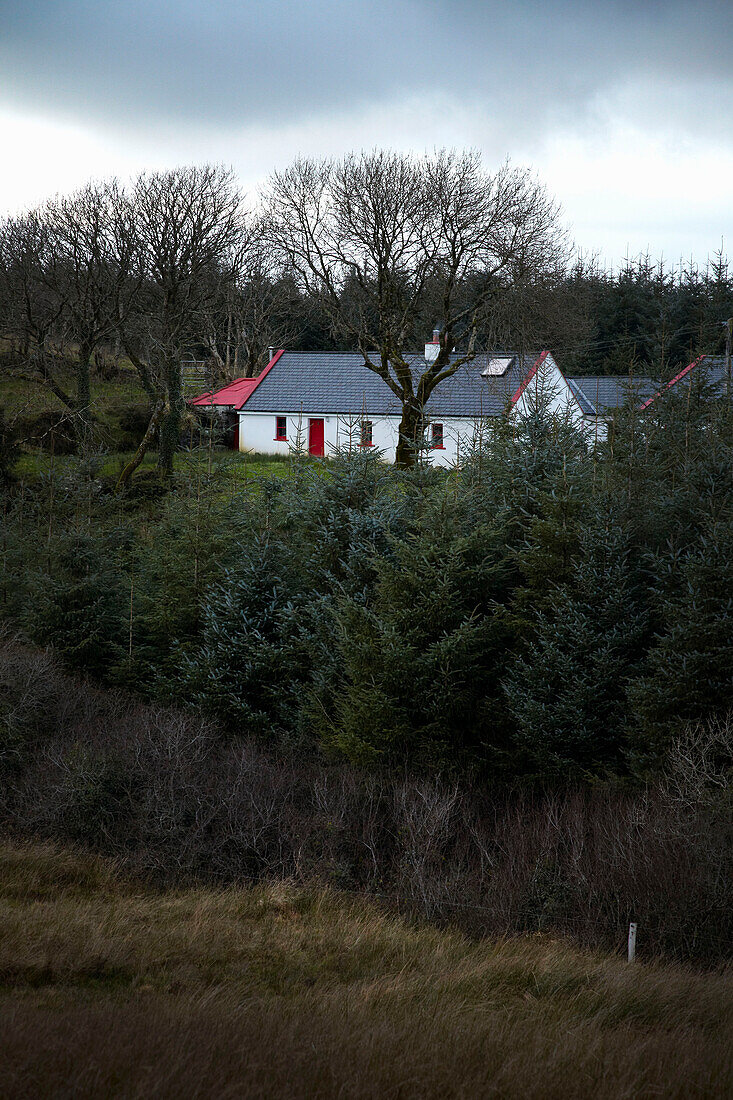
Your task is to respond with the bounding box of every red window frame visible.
[275,416,287,441]
[431,422,445,449]
[359,420,373,447]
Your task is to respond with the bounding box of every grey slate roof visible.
[664,357,728,397]
[243,351,538,418]
[567,357,730,416]
[704,358,729,384]
[565,375,657,415]
[629,356,729,409]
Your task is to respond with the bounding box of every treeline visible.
[1,156,730,476]
[2,382,731,779]
[556,251,732,375]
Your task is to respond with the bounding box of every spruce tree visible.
[23,527,127,675]
[629,516,733,765]
[504,511,650,776]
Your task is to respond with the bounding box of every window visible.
[431,422,444,449]
[360,420,373,447]
[275,416,287,441]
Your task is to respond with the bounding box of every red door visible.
[308,418,325,456]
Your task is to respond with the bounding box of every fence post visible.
[628,922,637,963]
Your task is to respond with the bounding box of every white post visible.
[628,922,637,963]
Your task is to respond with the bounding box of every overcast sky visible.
[1,0,731,266]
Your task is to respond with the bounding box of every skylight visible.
[481,357,512,377]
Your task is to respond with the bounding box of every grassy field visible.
[1,353,348,489]
[1,357,303,484]
[11,446,292,483]
[0,842,730,1099]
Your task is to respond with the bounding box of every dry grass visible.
[0,840,731,1099]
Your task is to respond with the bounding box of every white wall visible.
[237,411,400,459]
[582,415,609,444]
[237,410,478,467]
[428,418,485,466]
[513,354,578,422]
[512,353,616,445]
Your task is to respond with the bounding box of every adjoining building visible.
[190,375,262,449]
[565,354,729,434]
[564,375,657,436]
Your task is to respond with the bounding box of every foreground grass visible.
[0,842,730,1099]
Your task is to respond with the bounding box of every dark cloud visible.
[0,0,431,128]
[0,0,731,138]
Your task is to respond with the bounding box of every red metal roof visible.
[190,351,285,410]
[191,375,261,410]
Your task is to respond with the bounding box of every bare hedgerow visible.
[1,639,731,964]
[663,713,733,807]
[393,779,461,918]
[0,630,79,798]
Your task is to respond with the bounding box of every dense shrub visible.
[1,392,732,777]
[1,641,730,965]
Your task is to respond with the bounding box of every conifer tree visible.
[504,512,650,775]
[23,527,127,675]
[174,538,309,737]
[629,516,733,764]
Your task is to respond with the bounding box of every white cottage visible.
[192,339,721,461]
[235,341,592,465]
[188,332,705,461]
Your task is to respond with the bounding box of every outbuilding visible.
[190,374,262,449]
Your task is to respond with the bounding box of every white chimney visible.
[424,327,440,364]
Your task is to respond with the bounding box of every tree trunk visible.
[34,346,75,410]
[394,400,423,469]
[122,343,158,403]
[117,400,165,489]
[75,340,94,444]
[157,357,183,477]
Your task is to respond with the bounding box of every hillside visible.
[0,841,730,1099]
[0,350,147,418]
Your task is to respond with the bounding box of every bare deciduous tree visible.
[266,150,568,465]
[118,165,246,480]
[0,212,69,409]
[42,179,141,438]
[199,219,302,380]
